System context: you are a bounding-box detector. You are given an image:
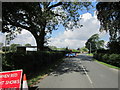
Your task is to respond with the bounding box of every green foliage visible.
[49,46,57,50]
[2,51,66,75]
[2,46,10,52]
[86,53,93,56]
[85,34,105,53]
[80,47,88,52]
[72,49,79,52]
[2,44,21,52]
[96,2,120,54]
[102,54,109,60]
[56,48,66,51]
[109,54,120,65]
[0,42,3,50]
[24,43,31,46]
[107,41,120,54]
[94,53,120,67]
[2,2,92,50]
[10,44,21,52]
[96,2,120,42]
[96,48,109,53]
[96,60,120,69]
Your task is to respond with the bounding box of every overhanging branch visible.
[47,2,63,11]
[5,17,30,31]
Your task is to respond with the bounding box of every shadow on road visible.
[49,55,91,76]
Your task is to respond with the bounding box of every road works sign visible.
[0,70,23,89]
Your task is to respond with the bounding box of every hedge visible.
[2,51,66,75]
[93,53,120,67]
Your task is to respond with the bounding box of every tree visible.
[85,34,104,53]
[10,44,21,52]
[2,2,92,51]
[96,2,120,42]
[107,41,120,54]
[25,43,31,46]
[49,46,57,50]
[96,2,120,53]
[0,43,3,50]
[80,47,88,53]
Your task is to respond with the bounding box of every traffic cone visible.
[22,74,28,90]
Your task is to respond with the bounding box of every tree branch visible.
[5,17,30,30]
[47,2,63,11]
[46,2,51,8]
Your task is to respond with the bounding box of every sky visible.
[0,2,109,49]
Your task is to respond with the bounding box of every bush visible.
[107,41,120,54]
[109,54,120,67]
[2,51,66,75]
[96,49,109,53]
[93,52,120,67]
[102,54,109,63]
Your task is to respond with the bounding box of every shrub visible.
[96,49,109,53]
[109,54,120,66]
[93,52,120,67]
[2,51,66,75]
[102,54,109,63]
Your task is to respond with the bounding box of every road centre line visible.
[81,65,94,88]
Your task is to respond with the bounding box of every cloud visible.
[10,30,36,46]
[0,33,5,44]
[0,12,109,48]
[0,30,36,46]
[48,12,108,49]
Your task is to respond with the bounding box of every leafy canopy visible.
[2,2,92,50]
[96,2,120,53]
[96,2,120,41]
[85,34,104,52]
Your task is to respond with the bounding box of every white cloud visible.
[0,12,109,48]
[0,30,36,46]
[0,33,5,44]
[10,30,36,46]
[48,12,108,49]
[82,13,92,21]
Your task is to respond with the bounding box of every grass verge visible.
[95,59,120,69]
[86,53,93,56]
[27,58,64,87]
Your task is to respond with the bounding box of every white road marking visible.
[81,65,94,88]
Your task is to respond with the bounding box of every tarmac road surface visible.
[35,54,119,88]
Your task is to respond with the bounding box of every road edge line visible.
[81,65,94,88]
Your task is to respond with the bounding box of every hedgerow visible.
[2,51,66,75]
[93,53,120,67]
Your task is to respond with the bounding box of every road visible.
[35,54,118,88]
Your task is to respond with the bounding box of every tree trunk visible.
[30,22,46,51]
[33,28,46,51]
[38,23,46,51]
[39,28,46,51]
[36,38,43,51]
[34,35,44,51]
